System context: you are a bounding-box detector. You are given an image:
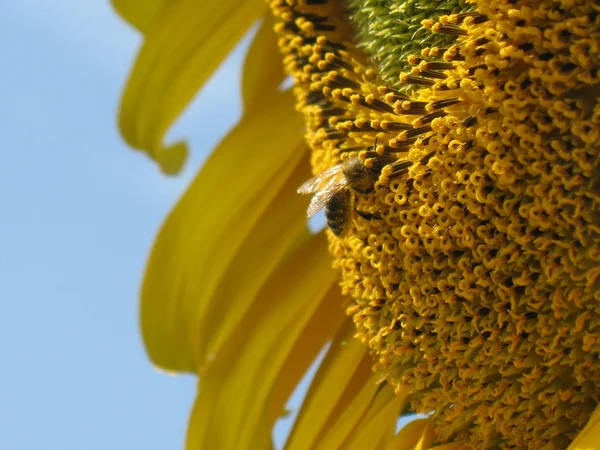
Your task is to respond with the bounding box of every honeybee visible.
[297,157,379,236]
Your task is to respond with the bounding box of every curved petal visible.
[285,321,406,450]
[244,284,347,447]
[140,88,304,372]
[568,405,600,450]
[315,377,408,450]
[343,386,410,450]
[241,12,284,111]
[386,419,437,450]
[110,0,170,33]
[258,286,346,438]
[117,0,266,173]
[194,151,313,371]
[185,232,339,449]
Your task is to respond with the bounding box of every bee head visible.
[343,158,377,193]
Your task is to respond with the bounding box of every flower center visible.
[269,0,600,447]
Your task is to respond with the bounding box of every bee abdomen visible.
[325,208,345,221]
[327,220,346,236]
[325,190,349,236]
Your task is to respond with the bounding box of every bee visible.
[297,157,380,236]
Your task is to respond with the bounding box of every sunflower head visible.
[272,0,600,447]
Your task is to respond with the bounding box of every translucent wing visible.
[297,164,350,218]
[297,163,345,194]
[305,177,350,217]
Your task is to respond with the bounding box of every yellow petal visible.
[140,88,304,372]
[241,12,285,111]
[259,286,346,431]
[199,284,345,449]
[183,14,298,367]
[386,419,437,450]
[185,232,339,449]
[285,322,372,450]
[285,322,408,450]
[246,284,347,446]
[110,0,170,33]
[195,152,312,370]
[117,0,266,173]
[332,380,409,450]
[568,404,600,450]
[154,141,188,176]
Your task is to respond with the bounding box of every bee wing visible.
[297,164,346,194]
[305,176,350,218]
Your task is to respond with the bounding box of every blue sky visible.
[1,1,253,449]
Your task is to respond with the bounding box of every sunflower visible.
[113,0,600,448]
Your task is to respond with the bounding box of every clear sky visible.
[1,1,253,449]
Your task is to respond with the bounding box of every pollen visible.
[269,0,600,448]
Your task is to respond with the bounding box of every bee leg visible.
[355,209,382,221]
